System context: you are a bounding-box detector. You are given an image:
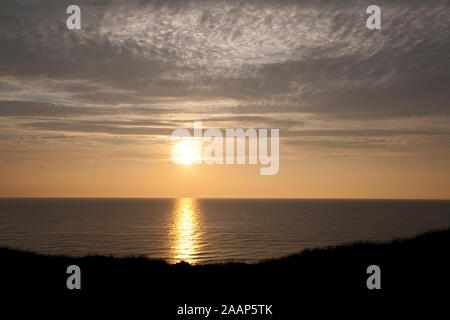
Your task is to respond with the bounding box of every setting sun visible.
[172,139,195,165]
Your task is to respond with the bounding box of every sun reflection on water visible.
[170,198,201,264]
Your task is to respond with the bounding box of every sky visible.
[0,0,449,198]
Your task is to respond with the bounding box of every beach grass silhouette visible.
[1,228,449,317]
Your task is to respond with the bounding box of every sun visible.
[172,139,195,165]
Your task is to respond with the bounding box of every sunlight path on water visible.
[170,198,202,264]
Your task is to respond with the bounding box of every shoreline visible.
[1,228,448,266]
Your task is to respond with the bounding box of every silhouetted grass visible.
[1,229,449,316]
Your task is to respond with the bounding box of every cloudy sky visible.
[0,0,449,198]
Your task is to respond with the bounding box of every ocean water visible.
[0,198,449,264]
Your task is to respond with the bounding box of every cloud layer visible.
[1,0,449,159]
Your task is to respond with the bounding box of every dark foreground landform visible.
[2,229,449,316]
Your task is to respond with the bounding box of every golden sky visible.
[1,0,449,198]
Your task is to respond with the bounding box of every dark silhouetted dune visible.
[2,229,449,317]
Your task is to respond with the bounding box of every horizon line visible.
[1,196,449,201]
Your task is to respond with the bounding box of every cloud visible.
[22,120,174,136]
[0,100,180,117]
[0,0,449,156]
[283,129,450,138]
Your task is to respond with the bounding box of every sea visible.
[1,198,449,264]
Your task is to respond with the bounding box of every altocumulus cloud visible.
[0,0,449,157]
